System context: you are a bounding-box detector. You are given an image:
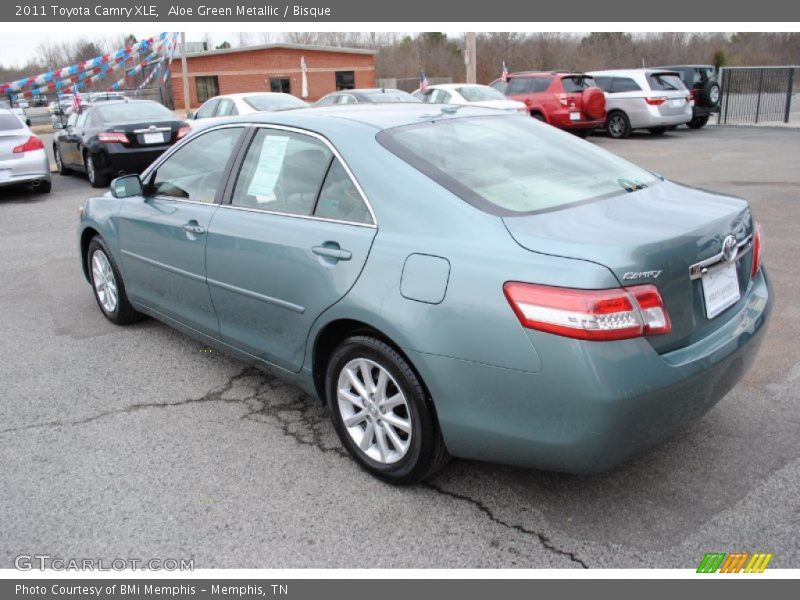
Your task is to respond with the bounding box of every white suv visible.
[587,69,692,138]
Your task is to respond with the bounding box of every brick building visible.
[171,43,377,108]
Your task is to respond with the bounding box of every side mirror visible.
[110,174,143,198]
[186,111,194,119]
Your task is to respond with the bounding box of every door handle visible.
[182,222,206,235]
[312,245,352,261]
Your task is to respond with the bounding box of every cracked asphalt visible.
[1,125,798,569]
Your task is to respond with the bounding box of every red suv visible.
[490,71,606,136]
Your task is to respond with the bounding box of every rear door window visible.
[593,76,613,92]
[231,129,333,216]
[507,77,552,94]
[610,77,642,93]
[313,159,372,224]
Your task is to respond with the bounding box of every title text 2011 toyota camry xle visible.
[78,105,772,484]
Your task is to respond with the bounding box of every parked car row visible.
[71,93,769,484]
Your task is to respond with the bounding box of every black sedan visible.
[53,99,189,187]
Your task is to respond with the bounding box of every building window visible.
[195,76,219,103]
[269,78,290,94]
[335,71,355,91]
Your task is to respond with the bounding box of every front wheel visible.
[325,335,449,485]
[87,236,142,325]
[606,111,631,139]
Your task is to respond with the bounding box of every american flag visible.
[71,89,81,113]
[501,62,509,82]
[419,70,429,92]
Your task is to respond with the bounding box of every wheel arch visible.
[79,226,100,282]
[311,318,432,410]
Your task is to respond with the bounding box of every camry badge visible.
[622,270,662,280]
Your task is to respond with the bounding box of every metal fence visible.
[718,66,798,125]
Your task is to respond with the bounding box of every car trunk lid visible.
[502,180,755,353]
[105,120,180,148]
[0,129,29,161]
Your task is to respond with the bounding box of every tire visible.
[85,153,109,188]
[582,87,606,120]
[700,80,721,107]
[606,111,631,139]
[531,112,545,121]
[648,127,668,135]
[34,180,51,193]
[687,115,710,129]
[54,145,71,175]
[325,335,449,485]
[86,236,142,325]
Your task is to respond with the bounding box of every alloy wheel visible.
[86,156,96,184]
[608,116,625,137]
[336,358,412,464]
[91,250,118,313]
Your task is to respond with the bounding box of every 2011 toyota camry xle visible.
[78,105,772,484]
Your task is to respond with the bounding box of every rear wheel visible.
[606,111,631,139]
[687,115,710,129]
[531,112,545,121]
[85,153,109,188]
[648,127,668,135]
[325,335,449,485]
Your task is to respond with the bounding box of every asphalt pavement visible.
[0,125,798,569]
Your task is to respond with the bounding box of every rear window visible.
[364,91,418,103]
[458,85,507,102]
[648,73,686,92]
[506,77,552,94]
[561,76,597,93]
[0,113,23,130]
[243,94,307,111]
[378,115,657,215]
[96,102,173,124]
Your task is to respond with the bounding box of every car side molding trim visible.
[120,250,206,283]
[206,277,306,314]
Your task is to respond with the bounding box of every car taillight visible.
[644,96,667,106]
[97,132,129,144]
[555,93,568,106]
[503,282,671,341]
[751,222,763,278]
[177,125,191,140]
[12,136,44,153]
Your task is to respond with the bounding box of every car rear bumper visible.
[408,269,772,473]
[92,144,172,176]
[548,110,606,130]
[0,150,51,187]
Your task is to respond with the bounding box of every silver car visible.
[0,108,51,193]
[588,69,693,138]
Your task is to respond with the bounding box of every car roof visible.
[211,92,297,101]
[507,71,582,77]
[588,68,680,76]
[212,103,507,132]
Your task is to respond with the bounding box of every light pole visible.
[465,32,477,84]
[180,32,190,116]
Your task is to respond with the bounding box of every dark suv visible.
[490,71,606,136]
[658,65,720,129]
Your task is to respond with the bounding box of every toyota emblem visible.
[722,235,738,263]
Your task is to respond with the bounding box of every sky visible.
[0,31,225,67]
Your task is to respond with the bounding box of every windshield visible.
[96,102,173,124]
[379,115,658,215]
[243,94,308,111]
[458,85,507,102]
